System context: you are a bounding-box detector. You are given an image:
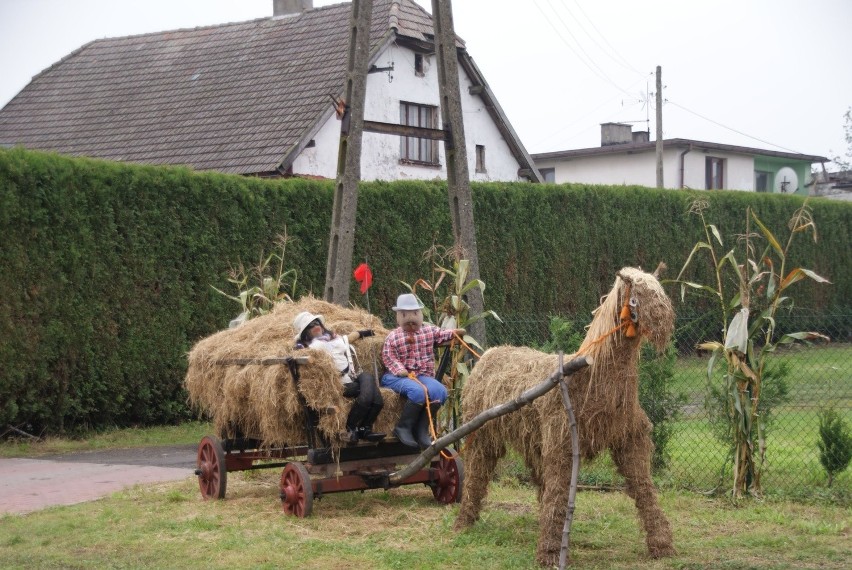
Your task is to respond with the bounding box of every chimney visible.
[273,0,312,17]
[632,130,650,143]
[600,122,633,146]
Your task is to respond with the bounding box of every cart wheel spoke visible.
[196,435,227,500]
[433,448,464,504]
[280,462,313,517]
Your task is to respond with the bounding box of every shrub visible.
[638,343,686,471]
[817,407,852,487]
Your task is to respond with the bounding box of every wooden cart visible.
[195,356,463,516]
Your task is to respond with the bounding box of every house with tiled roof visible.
[0,0,540,182]
[533,123,826,195]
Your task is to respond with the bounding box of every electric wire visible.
[531,75,649,150]
[666,100,809,155]
[564,0,646,78]
[542,0,617,86]
[531,0,638,99]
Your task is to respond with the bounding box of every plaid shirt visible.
[381,324,455,377]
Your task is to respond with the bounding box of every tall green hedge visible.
[1,147,849,433]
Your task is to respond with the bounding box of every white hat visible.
[392,293,424,311]
[293,311,324,341]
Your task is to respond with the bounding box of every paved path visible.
[0,445,197,515]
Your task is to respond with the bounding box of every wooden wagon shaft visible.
[388,354,593,484]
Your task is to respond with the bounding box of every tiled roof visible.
[0,0,455,175]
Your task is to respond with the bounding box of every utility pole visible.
[322,0,486,343]
[323,0,373,305]
[431,0,486,345]
[655,65,664,189]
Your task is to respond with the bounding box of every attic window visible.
[475,145,486,173]
[414,53,424,77]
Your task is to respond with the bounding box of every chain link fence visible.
[483,309,851,497]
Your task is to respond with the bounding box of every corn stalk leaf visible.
[678,281,722,300]
[462,333,485,351]
[464,309,502,327]
[709,224,723,246]
[751,211,784,258]
[718,249,739,273]
[777,331,830,344]
[781,268,831,290]
[676,241,712,280]
[458,278,486,296]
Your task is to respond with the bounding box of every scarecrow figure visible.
[381,293,464,449]
[293,311,385,444]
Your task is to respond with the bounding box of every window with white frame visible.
[400,102,439,165]
[539,167,555,183]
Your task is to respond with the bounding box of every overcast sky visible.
[1,0,850,166]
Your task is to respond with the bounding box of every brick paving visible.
[0,456,193,515]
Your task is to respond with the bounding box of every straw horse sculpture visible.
[454,267,676,566]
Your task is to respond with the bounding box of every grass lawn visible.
[670,342,852,408]
[0,469,849,569]
[0,343,848,567]
[0,422,210,458]
[655,342,852,498]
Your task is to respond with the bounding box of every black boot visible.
[415,402,442,450]
[393,400,423,448]
[358,401,386,442]
[357,426,386,442]
[345,402,370,445]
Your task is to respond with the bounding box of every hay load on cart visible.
[184,296,470,514]
[185,296,403,447]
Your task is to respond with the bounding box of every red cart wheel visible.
[196,435,227,500]
[432,448,464,504]
[280,462,313,517]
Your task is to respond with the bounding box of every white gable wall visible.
[536,147,757,190]
[292,43,522,181]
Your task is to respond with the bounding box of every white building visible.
[0,0,540,182]
[533,123,826,195]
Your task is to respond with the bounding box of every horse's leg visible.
[454,431,505,530]
[610,419,676,558]
[535,446,572,567]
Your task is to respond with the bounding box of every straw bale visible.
[185,296,391,447]
[455,267,675,566]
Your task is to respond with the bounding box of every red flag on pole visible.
[353,263,373,294]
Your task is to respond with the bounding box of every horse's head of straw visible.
[615,266,674,353]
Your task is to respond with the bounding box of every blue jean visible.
[380,372,447,405]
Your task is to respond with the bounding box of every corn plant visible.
[211,232,299,328]
[402,244,501,433]
[672,200,829,499]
